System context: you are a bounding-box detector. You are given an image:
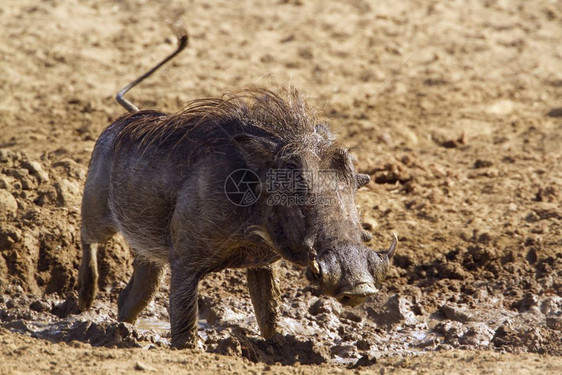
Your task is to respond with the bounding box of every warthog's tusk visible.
[386,232,398,259]
[307,247,321,276]
[310,258,321,276]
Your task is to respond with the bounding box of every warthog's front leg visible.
[118,259,164,323]
[247,264,281,339]
[169,260,202,349]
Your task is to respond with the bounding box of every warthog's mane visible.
[112,87,352,179]
[114,87,315,148]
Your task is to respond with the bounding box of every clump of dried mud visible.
[0,149,131,296]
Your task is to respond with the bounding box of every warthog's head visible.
[231,89,397,307]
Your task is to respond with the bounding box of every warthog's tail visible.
[116,20,189,113]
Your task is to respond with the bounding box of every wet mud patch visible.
[2,268,561,368]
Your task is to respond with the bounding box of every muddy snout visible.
[306,240,395,307]
[335,282,378,307]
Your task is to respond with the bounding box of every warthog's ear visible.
[356,173,371,188]
[232,134,277,170]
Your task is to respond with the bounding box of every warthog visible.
[78,27,396,349]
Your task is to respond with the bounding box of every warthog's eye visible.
[284,161,298,170]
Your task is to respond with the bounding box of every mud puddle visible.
[1,274,560,367]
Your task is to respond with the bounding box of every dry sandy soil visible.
[1,0,561,373]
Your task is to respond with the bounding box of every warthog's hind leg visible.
[78,239,99,311]
[247,264,281,339]
[118,259,164,323]
[79,154,117,311]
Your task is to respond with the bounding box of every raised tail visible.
[116,20,189,113]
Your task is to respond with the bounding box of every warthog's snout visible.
[306,235,397,307]
[336,282,378,307]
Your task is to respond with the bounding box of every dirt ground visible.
[1,0,561,373]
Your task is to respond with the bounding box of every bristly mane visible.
[112,87,329,158]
